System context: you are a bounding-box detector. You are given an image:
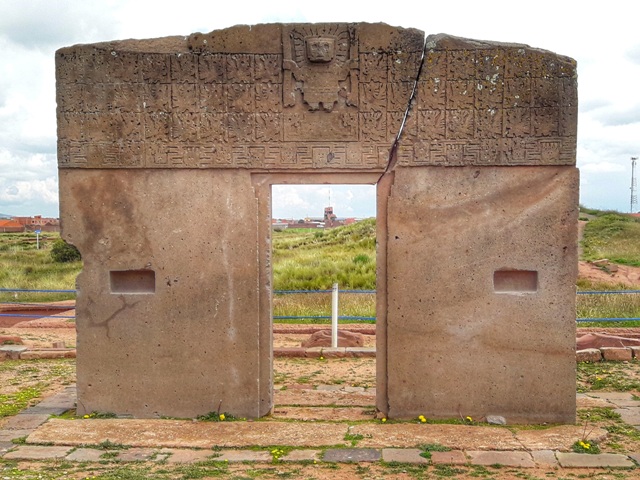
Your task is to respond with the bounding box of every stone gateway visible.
[56,23,578,423]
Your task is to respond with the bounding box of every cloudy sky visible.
[0,0,638,219]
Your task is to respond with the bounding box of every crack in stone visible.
[380,36,428,180]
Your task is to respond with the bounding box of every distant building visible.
[272,206,359,230]
[0,219,25,233]
[12,215,60,232]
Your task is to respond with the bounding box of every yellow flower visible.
[420,417,427,423]
[83,414,90,419]
[381,417,387,422]
[319,356,324,360]
[465,416,473,422]
[219,414,225,421]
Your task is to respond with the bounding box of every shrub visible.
[51,239,81,263]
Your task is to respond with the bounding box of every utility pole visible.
[631,157,638,213]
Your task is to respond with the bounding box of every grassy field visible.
[581,210,640,266]
[0,233,79,303]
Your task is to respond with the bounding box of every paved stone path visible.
[0,387,639,470]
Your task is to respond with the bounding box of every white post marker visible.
[35,229,41,250]
[331,283,339,348]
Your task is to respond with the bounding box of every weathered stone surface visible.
[531,450,558,466]
[614,407,640,425]
[66,448,112,462]
[301,330,364,348]
[3,414,50,430]
[384,166,578,423]
[486,415,507,425]
[20,349,76,360]
[577,333,640,350]
[0,429,32,441]
[27,419,349,448]
[3,445,72,460]
[116,447,158,462]
[556,452,634,468]
[281,449,320,462]
[576,393,614,408]
[430,450,467,465]
[323,448,381,462]
[0,441,13,454]
[216,450,271,462]
[514,426,607,451]
[600,347,633,361]
[0,335,23,345]
[467,451,535,468]
[576,348,602,363]
[352,424,519,450]
[163,448,217,464]
[56,22,578,422]
[381,448,428,464]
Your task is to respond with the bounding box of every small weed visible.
[344,432,364,446]
[82,411,117,419]
[197,411,237,422]
[419,443,451,459]
[572,439,601,454]
[97,439,129,450]
[11,436,27,444]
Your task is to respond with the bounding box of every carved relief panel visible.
[56,26,577,170]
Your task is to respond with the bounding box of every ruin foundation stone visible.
[56,23,578,423]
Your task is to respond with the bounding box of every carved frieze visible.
[56,26,577,169]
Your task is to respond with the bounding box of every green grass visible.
[577,279,640,325]
[273,219,376,291]
[0,232,80,303]
[581,211,640,266]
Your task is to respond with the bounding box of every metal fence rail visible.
[2,288,639,324]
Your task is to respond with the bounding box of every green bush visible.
[51,239,81,263]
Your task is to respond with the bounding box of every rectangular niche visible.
[493,270,538,294]
[110,270,156,294]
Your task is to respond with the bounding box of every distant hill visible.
[0,213,12,219]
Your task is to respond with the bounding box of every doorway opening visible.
[269,179,379,421]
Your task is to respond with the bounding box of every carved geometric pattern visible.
[57,29,577,169]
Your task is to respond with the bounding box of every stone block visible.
[281,449,321,462]
[20,349,76,360]
[301,330,364,348]
[601,347,633,362]
[215,450,271,462]
[346,347,376,358]
[630,346,640,358]
[56,24,578,422]
[431,450,467,465]
[323,448,381,462]
[0,345,27,360]
[0,429,32,441]
[3,414,50,430]
[274,348,305,358]
[467,451,535,468]
[556,452,634,468]
[3,445,72,460]
[531,450,558,466]
[382,448,428,464]
[163,448,218,464]
[116,447,157,462]
[576,348,602,363]
[614,407,640,425]
[66,448,112,462]
[0,441,14,454]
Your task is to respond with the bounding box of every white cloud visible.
[580,162,626,173]
[0,0,639,216]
